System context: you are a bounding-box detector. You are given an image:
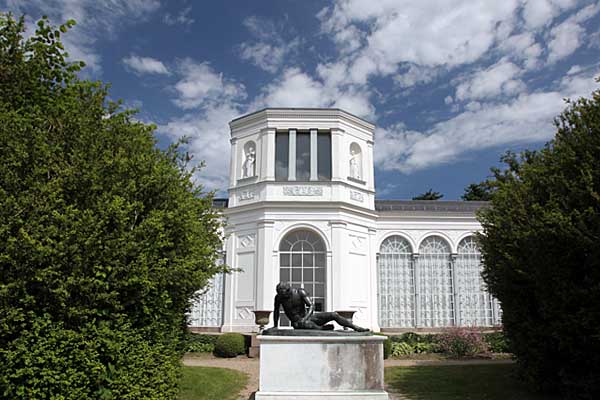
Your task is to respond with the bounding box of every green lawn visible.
[179,366,248,400]
[385,364,562,400]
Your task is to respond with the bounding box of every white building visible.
[189,108,501,333]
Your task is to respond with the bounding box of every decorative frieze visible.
[239,234,256,248]
[283,186,323,196]
[350,190,364,202]
[238,190,255,201]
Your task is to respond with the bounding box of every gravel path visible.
[182,354,514,400]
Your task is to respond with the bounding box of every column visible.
[229,137,238,188]
[330,221,347,311]
[310,128,318,181]
[412,253,420,328]
[330,128,343,180]
[288,128,296,181]
[451,253,459,326]
[256,220,275,311]
[261,127,276,181]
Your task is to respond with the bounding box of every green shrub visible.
[483,332,510,353]
[437,328,489,358]
[478,83,600,398]
[184,333,219,353]
[214,333,246,358]
[0,14,225,399]
[391,342,413,357]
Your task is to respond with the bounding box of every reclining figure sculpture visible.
[267,282,369,332]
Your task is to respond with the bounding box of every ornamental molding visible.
[238,190,255,201]
[349,234,366,252]
[283,185,323,196]
[239,234,256,248]
[350,190,364,202]
[236,306,254,320]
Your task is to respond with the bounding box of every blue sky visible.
[4,0,600,199]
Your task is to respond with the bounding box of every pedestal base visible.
[255,334,389,400]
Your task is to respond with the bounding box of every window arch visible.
[455,236,502,326]
[378,235,415,328]
[417,236,454,327]
[279,230,327,325]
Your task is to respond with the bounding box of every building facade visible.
[190,108,501,332]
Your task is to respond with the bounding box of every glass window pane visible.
[317,132,331,180]
[296,132,310,181]
[280,268,290,282]
[304,269,313,281]
[315,253,326,267]
[280,253,290,267]
[314,283,325,297]
[303,254,313,267]
[292,268,302,282]
[315,268,325,282]
[275,132,289,181]
[292,254,302,267]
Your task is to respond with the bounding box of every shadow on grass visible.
[385,364,562,400]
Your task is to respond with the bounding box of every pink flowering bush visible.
[437,328,490,358]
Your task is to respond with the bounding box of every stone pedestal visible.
[255,334,389,399]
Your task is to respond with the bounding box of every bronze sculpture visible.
[268,282,369,332]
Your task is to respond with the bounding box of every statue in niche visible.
[349,148,361,180]
[266,282,368,332]
[242,146,255,178]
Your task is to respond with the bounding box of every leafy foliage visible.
[436,328,489,358]
[184,333,219,353]
[478,80,600,399]
[461,181,495,201]
[0,14,224,399]
[213,333,246,358]
[412,188,444,200]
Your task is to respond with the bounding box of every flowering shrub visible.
[437,328,489,358]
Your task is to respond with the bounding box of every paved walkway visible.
[182,354,514,400]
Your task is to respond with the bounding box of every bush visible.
[483,332,510,353]
[479,82,600,398]
[0,14,225,398]
[214,333,246,358]
[437,328,489,358]
[184,333,219,353]
[391,342,413,357]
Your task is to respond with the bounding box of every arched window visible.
[417,236,454,327]
[456,236,499,326]
[279,230,327,325]
[378,236,414,328]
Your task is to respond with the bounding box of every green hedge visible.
[184,333,219,353]
[214,333,246,358]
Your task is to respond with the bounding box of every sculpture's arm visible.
[299,289,314,322]
[273,295,280,328]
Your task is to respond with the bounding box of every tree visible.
[478,81,600,399]
[461,181,495,201]
[412,188,444,200]
[0,14,225,399]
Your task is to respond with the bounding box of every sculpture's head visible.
[276,282,292,297]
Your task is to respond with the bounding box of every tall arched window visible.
[456,236,496,326]
[378,236,415,328]
[279,230,327,325]
[418,236,454,327]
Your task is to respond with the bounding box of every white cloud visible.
[546,3,600,64]
[172,59,246,110]
[238,16,300,73]
[499,32,543,69]
[1,0,161,74]
[123,55,170,75]
[455,59,525,101]
[163,6,194,27]
[156,104,240,194]
[374,71,599,173]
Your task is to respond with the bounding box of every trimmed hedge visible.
[214,333,246,358]
[184,333,219,353]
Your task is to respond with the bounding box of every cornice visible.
[229,108,375,135]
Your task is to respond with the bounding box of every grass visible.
[179,366,248,400]
[385,364,562,400]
